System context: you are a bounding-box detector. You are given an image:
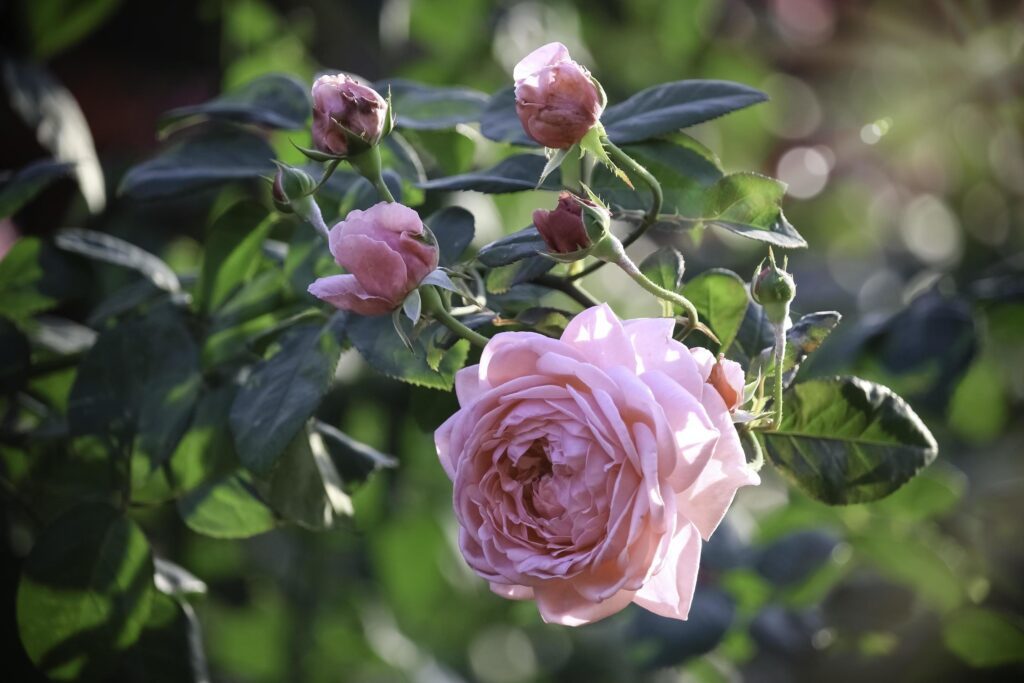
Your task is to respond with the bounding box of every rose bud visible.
[271,162,316,214]
[751,248,796,325]
[307,202,438,316]
[708,355,745,412]
[311,74,390,157]
[532,192,590,254]
[514,42,605,149]
[436,304,759,625]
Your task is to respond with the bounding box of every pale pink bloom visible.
[514,42,604,149]
[308,202,437,316]
[311,74,388,156]
[436,304,759,625]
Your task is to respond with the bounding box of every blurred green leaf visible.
[153,558,207,598]
[16,503,154,681]
[419,153,558,193]
[683,269,748,353]
[119,593,210,683]
[260,427,350,529]
[702,173,805,248]
[640,247,685,293]
[0,236,55,323]
[425,206,475,267]
[0,158,73,218]
[0,317,30,393]
[347,315,469,390]
[119,127,275,200]
[313,418,397,487]
[762,377,938,504]
[477,226,547,267]
[195,202,274,314]
[177,472,276,539]
[169,383,240,495]
[479,87,535,146]
[943,607,1024,668]
[161,73,309,131]
[401,128,476,176]
[602,80,768,144]
[26,0,123,58]
[751,311,842,386]
[731,300,776,367]
[854,529,964,613]
[377,79,488,130]
[55,227,182,293]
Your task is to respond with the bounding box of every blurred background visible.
[2,0,1023,681]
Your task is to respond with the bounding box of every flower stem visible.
[739,428,765,473]
[420,285,488,349]
[349,147,396,203]
[770,324,786,429]
[570,137,663,281]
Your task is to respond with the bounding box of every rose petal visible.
[633,521,701,620]
[336,233,409,301]
[561,303,636,371]
[534,581,636,626]
[513,42,571,82]
[490,582,535,600]
[307,274,395,315]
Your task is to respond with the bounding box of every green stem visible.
[561,146,582,193]
[771,324,785,429]
[373,177,396,203]
[570,137,663,281]
[420,286,488,349]
[740,428,765,473]
[602,236,700,333]
[349,147,396,203]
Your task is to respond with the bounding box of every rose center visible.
[511,441,552,485]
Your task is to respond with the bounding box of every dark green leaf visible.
[0,317,31,393]
[377,79,488,130]
[943,608,1024,667]
[682,269,748,353]
[347,315,470,390]
[119,127,275,200]
[177,471,276,539]
[418,154,557,193]
[25,0,122,58]
[68,306,201,469]
[400,128,476,176]
[195,203,274,313]
[762,377,938,504]
[168,383,240,494]
[229,318,343,474]
[730,300,777,367]
[118,593,210,683]
[702,173,806,248]
[640,247,685,293]
[161,74,309,130]
[0,159,73,218]
[312,418,397,486]
[0,236,55,323]
[479,87,536,146]
[425,206,475,267]
[602,80,768,144]
[260,427,350,529]
[16,503,154,681]
[477,226,547,267]
[751,311,842,386]
[55,228,182,293]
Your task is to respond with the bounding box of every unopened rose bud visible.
[514,42,605,149]
[311,74,390,158]
[751,248,796,325]
[271,162,316,213]
[532,192,590,254]
[708,356,745,412]
[308,202,438,316]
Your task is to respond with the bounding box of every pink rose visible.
[708,357,745,412]
[532,192,591,254]
[514,42,604,149]
[308,202,437,316]
[311,74,389,157]
[435,304,759,625]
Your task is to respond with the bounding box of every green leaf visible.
[26,0,122,58]
[160,73,309,131]
[0,237,56,323]
[602,80,768,144]
[177,472,276,539]
[229,318,343,474]
[260,427,351,530]
[762,377,939,505]
[376,79,488,130]
[0,317,30,393]
[682,269,748,353]
[16,503,154,681]
[751,311,841,386]
[943,608,1024,667]
[68,306,201,470]
[118,592,210,683]
[418,154,559,193]
[168,383,240,494]
[730,300,777,367]
[312,418,397,486]
[425,206,475,267]
[477,226,547,267]
[640,247,685,293]
[195,203,275,313]
[701,172,806,248]
[0,159,73,218]
[347,315,470,390]
[55,228,182,293]
[119,127,275,200]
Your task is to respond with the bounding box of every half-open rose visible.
[435,304,759,625]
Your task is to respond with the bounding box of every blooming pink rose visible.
[435,304,759,625]
[308,202,437,316]
[311,74,389,156]
[514,42,604,149]
[532,192,591,254]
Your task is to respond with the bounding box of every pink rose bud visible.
[308,202,438,316]
[435,304,759,626]
[708,356,745,412]
[514,42,605,149]
[311,74,389,157]
[532,192,591,253]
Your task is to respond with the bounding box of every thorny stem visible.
[603,236,700,335]
[771,324,786,429]
[420,286,488,349]
[570,137,663,282]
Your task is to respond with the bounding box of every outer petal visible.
[534,581,636,627]
[561,304,636,372]
[513,42,571,82]
[490,582,535,600]
[633,522,702,620]
[453,365,483,406]
[307,274,395,315]
[623,318,706,397]
[336,234,408,301]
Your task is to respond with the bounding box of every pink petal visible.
[454,366,483,405]
[534,581,636,626]
[561,304,636,372]
[513,42,571,82]
[336,233,408,301]
[622,318,706,397]
[307,274,395,315]
[490,582,535,600]
[633,522,702,620]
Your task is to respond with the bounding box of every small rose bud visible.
[532,192,590,254]
[271,162,316,213]
[308,202,438,316]
[708,356,745,412]
[751,248,796,325]
[311,74,390,157]
[514,42,605,149]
